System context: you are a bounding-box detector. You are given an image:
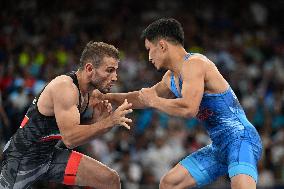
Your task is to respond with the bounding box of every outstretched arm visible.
[100,71,174,109]
[139,58,205,118]
[104,90,143,108]
[53,79,133,149]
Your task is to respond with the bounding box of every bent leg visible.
[46,148,120,189]
[160,144,227,189]
[75,154,120,189]
[159,163,196,189]
[227,139,262,189]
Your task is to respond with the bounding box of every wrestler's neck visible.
[75,70,89,95]
[166,46,187,76]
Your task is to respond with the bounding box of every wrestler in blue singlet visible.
[171,53,262,187]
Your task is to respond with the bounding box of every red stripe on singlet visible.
[20,115,29,128]
[63,151,83,185]
[40,135,62,142]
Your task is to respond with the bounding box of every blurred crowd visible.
[0,0,284,188]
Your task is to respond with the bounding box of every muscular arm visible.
[146,58,205,118]
[105,71,174,109]
[53,80,114,149]
[105,91,142,108]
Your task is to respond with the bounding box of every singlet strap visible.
[170,73,182,98]
[81,93,90,115]
[65,71,83,112]
[169,53,192,98]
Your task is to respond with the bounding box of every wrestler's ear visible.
[159,40,168,52]
[85,62,94,73]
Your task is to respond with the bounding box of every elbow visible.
[62,135,77,149]
[183,108,199,118]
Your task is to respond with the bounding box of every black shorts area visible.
[0,147,72,189]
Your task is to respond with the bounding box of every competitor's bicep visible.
[151,71,175,98]
[151,82,173,98]
[52,82,80,136]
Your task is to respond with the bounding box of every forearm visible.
[151,97,197,118]
[62,117,113,148]
[105,91,146,109]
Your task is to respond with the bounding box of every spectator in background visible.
[1,1,284,188]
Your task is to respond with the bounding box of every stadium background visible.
[0,0,284,188]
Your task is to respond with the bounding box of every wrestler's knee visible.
[105,169,120,186]
[159,169,195,189]
[160,173,176,189]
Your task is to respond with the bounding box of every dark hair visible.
[141,18,184,46]
[79,41,119,69]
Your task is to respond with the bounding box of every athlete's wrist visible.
[100,116,114,129]
[149,96,159,108]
